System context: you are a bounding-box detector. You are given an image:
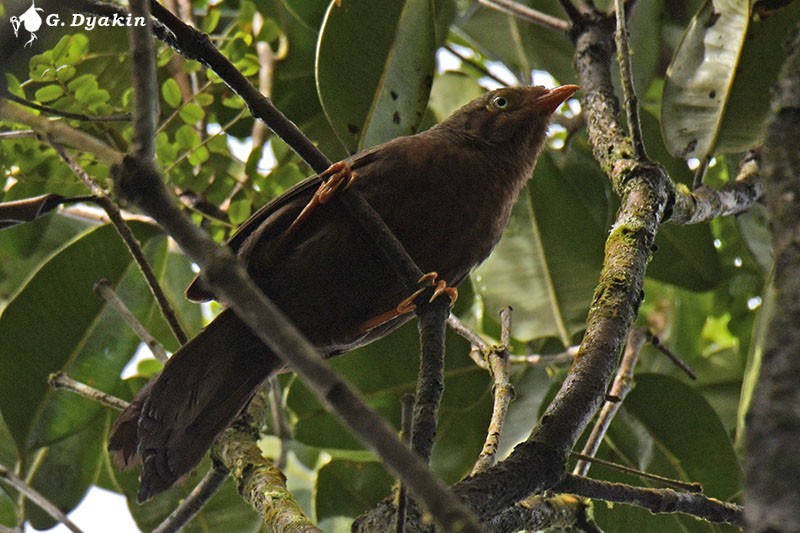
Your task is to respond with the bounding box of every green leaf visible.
[180,102,206,124]
[316,459,393,521]
[280,0,330,30]
[316,0,441,152]
[657,0,800,159]
[0,221,162,452]
[34,84,64,103]
[473,145,610,343]
[715,0,800,153]
[593,374,742,531]
[625,374,741,499]
[649,224,723,291]
[25,416,106,530]
[161,78,182,109]
[175,124,201,149]
[427,71,484,122]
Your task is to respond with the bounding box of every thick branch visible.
[744,22,800,531]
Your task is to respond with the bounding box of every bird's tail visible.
[108,308,283,502]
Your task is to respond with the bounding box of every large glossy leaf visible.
[0,220,163,452]
[25,414,106,531]
[473,144,610,344]
[662,1,800,159]
[316,0,447,152]
[272,0,348,162]
[662,0,751,159]
[316,458,393,521]
[592,373,742,531]
[713,1,800,153]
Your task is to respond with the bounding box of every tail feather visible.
[108,309,283,501]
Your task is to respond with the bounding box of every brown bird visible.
[109,84,579,502]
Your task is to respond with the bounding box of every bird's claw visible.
[358,273,457,335]
[398,272,458,313]
[285,161,358,238]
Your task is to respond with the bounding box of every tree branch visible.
[744,21,800,531]
[556,474,744,526]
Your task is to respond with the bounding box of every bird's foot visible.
[285,161,358,237]
[359,272,457,333]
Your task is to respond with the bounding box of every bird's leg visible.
[359,272,458,333]
[284,161,358,239]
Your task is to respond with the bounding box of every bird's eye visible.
[492,96,509,109]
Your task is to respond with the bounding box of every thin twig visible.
[0,465,84,533]
[509,348,577,365]
[574,327,648,476]
[94,278,169,362]
[266,376,291,470]
[477,0,571,32]
[447,314,490,352]
[0,129,36,139]
[614,0,646,160]
[570,452,702,492]
[396,393,416,533]
[50,141,188,345]
[443,44,514,87]
[647,332,696,379]
[151,465,229,533]
[1,93,130,122]
[48,372,128,411]
[692,155,711,190]
[472,308,515,474]
[0,99,122,164]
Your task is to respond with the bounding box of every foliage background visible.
[0,0,793,530]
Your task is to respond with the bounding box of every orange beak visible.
[535,84,580,114]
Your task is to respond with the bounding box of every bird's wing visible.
[185,150,384,301]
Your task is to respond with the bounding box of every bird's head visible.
[437,84,579,149]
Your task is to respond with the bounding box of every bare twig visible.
[477,0,570,32]
[509,347,578,366]
[472,309,515,474]
[443,44,514,87]
[0,465,84,533]
[94,278,169,362]
[556,474,744,526]
[614,0,646,160]
[570,452,702,492]
[48,372,128,411]
[1,93,130,122]
[151,465,229,533]
[51,141,188,345]
[648,333,696,379]
[266,376,291,470]
[0,99,122,165]
[574,327,648,476]
[396,393,416,533]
